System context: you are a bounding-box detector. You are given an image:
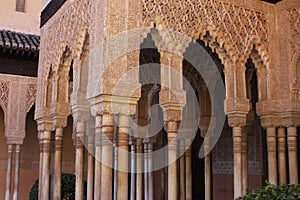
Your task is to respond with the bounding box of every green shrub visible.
[29,173,87,200]
[236,182,300,200]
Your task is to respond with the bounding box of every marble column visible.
[40,130,52,200]
[13,144,21,200]
[117,115,130,200]
[87,134,94,200]
[204,143,211,200]
[266,127,278,185]
[167,121,178,200]
[101,113,114,200]
[136,139,143,200]
[277,127,287,185]
[143,140,149,200]
[148,142,153,200]
[53,127,63,200]
[241,130,248,195]
[287,126,298,184]
[185,142,192,200]
[233,126,242,199]
[75,121,85,200]
[5,144,13,200]
[38,137,43,199]
[130,140,136,200]
[179,140,186,200]
[94,115,102,200]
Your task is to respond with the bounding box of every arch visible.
[249,47,268,101]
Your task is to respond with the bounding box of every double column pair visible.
[178,138,193,200]
[38,127,64,200]
[93,113,131,200]
[5,143,21,200]
[266,126,298,185]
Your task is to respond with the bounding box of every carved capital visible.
[224,97,249,116]
[227,112,248,128]
[89,94,140,116]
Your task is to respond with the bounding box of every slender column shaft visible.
[287,126,298,184]
[5,144,13,200]
[136,139,143,200]
[204,140,211,200]
[241,131,248,195]
[75,121,85,200]
[167,121,178,200]
[148,143,153,200]
[41,131,52,200]
[130,142,136,200]
[179,140,186,200]
[233,126,242,199]
[144,142,149,200]
[38,138,43,199]
[87,135,94,200]
[101,114,114,200]
[53,128,63,200]
[278,127,287,185]
[117,115,130,200]
[94,115,102,200]
[266,127,278,185]
[185,143,192,200]
[13,145,21,200]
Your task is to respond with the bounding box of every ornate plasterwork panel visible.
[40,0,92,79]
[289,8,300,63]
[0,74,37,142]
[26,84,37,113]
[0,81,9,110]
[142,0,269,64]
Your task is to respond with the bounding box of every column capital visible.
[227,112,248,128]
[89,94,140,116]
[224,97,250,117]
[160,102,184,122]
[36,117,54,132]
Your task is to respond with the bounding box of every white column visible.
[179,140,186,200]
[287,126,298,184]
[266,127,278,185]
[241,130,248,195]
[167,121,178,200]
[87,134,94,200]
[136,139,143,200]
[185,142,192,200]
[100,114,114,200]
[278,127,287,185]
[13,144,21,200]
[117,115,130,200]
[94,115,102,200]
[75,121,85,200]
[53,127,63,200]
[233,126,242,199]
[5,144,13,200]
[130,140,136,200]
[148,142,153,200]
[41,130,52,200]
[143,141,149,200]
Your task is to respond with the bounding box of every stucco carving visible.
[289,8,300,63]
[0,81,9,110]
[142,0,269,65]
[26,84,36,113]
